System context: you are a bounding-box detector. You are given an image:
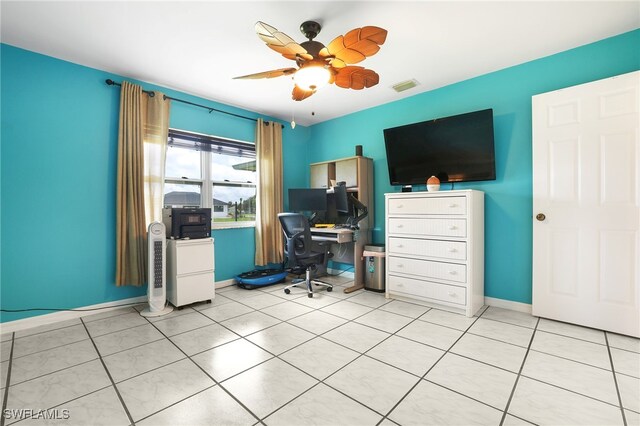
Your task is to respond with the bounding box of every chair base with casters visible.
[284,264,333,298]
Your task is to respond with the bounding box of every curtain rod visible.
[105,79,283,128]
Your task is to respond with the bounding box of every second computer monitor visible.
[288,188,327,212]
[333,184,350,214]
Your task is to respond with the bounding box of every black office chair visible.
[278,212,333,298]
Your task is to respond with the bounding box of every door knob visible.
[536,213,546,221]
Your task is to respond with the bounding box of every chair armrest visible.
[286,230,312,262]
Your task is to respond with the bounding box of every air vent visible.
[392,79,420,93]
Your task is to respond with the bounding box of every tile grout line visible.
[139,313,266,426]
[7,331,91,362]
[0,333,14,426]
[242,299,411,422]
[8,358,100,390]
[231,295,498,422]
[518,373,628,410]
[133,384,219,424]
[8,322,81,343]
[8,292,636,425]
[605,332,628,426]
[524,347,618,374]
[375,307,485,426]
[79,318,136,426]
[197,288,362,346]
[498,316,540,426]
[218,291,394,421]
[536,328,611,347]
[182,289,421,422]
[295,310,424,418]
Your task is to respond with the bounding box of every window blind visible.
[168,128,255,159]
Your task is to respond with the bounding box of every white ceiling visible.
[2,1,638,126]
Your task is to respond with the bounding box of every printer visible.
[162,207,211,240]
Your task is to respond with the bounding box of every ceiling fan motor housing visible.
[299,40,325,62]
[300,20,322,40]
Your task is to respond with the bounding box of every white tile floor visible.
[1,275,639,425]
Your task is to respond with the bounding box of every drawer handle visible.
[448,225,457,230]
[397,283,404,287]
[449,203,457,208]
[397,244,404,248]
[397,204,404,209]
[448,271,457,275]
[448,292,457,297]
[397,224,404,228]
[448,248,457,253]
[397,264,404,268]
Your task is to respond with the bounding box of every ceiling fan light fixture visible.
[294,64,331,92]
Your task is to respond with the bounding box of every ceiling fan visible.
[234,21,388,101]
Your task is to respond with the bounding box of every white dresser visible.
[385,190,484,317]
[167,238,215,307]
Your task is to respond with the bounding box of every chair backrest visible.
[278,212,313,267]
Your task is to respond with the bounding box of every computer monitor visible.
[288,188,327,212]
[333,184,350,213]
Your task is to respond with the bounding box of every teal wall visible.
[309,29,640,304]
[0,44,310,322]
[2,29,638,323]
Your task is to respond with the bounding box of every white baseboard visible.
[0,296,148,335]
[484,296,532,314]
[215,278,237,289]
[2,278,244,334]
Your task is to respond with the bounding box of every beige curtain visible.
[255,119,284,265]
[116,82,170,286]
[143,91,171,225]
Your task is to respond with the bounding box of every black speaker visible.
[355,145,363,156]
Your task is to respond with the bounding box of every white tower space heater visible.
[140,221,174,317]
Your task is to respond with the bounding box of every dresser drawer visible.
[388,196,467,215]
[388,237,467,261]
[388,218,466,238]
[388,255,466,283]
[388,275,466,305]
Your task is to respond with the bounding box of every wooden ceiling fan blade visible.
[349,39,381,57]
[255,21,310,61]
[360,26,388,44]
[334,66,379,90]
[327,58,347,69]
[267,45,313,61]
[234,68,297,80]
[325,26,388,65]
[255,22,296,46]
[292,85,315,101]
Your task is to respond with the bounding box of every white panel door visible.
[532,71,639,337]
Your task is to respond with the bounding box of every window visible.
[164,128,256,228]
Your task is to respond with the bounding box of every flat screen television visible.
[383,108,496,185]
